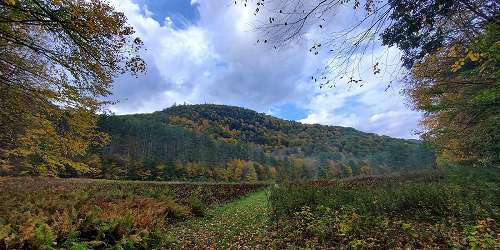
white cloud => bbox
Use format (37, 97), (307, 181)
(298, 46), (422, 138)
(108, 0), (218, 114)
(107, 0), (422, 139)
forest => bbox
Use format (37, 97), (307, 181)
(0, 0), (497, 179)
(90, 104), (436, 182)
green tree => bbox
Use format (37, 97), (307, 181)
(342, 163), (353, 178)
(213, 167), (229, 182)
(324, 161), (340, 179)
(174, 160), (186, 179)
(227, 159), (245, 181)
(245, 163), (258, 182)
(407, 24), (499, 166)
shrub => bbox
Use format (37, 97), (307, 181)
(33, 223), (56, 250)
(185, 195), (206, 216)
(268, 168), (499, 249)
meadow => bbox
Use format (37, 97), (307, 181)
(0, 167), (498, 249)
(267, 168), (499, 249)
(1, 0), (497, 249)
(0, 178), (267, 249)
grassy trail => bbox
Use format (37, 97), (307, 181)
(166, 190), (271, 249)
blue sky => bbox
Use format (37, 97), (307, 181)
(133, 0), (200, 28)
(108, 0), (422, 139)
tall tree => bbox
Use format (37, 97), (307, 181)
(0, 0), (145, 175)
(407, 24), (499, 166)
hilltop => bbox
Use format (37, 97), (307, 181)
(95, 104), (436, 181)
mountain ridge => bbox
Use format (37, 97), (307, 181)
(95, 104), (436, 181)
(163, 103), (417, 140)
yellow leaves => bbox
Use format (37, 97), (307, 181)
(466, 50), (481, 62)
(69, 162), (93, 174)
(0, 224), (12, 240)
(360, 164), (370, 175)
(169, 116), (197, 129)
(2, 103), (100, 175)
(451, 48), (482, 72)
(451, 58), (465, 72)
(3, 0), (15, 6)
(476, 218), (494, 230)
(479, 63), (488, 74)
(1, 0), (144, 175)
(449, 45), (458, 57)
(401, 223), (412, 230)
(409, 43), (496, 165)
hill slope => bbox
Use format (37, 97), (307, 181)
(95, 104), (436, 181)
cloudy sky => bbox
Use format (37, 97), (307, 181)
(108, 0), (422, 139)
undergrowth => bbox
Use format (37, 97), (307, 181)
(268, 167), (499, 249)
(0, 178), (266, 249)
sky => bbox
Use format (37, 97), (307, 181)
(107, 0), (422, 139)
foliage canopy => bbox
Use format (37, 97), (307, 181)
(0, 0), (145, 175)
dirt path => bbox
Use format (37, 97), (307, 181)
(165, 190), (271, 249)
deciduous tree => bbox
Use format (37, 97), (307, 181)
(0, 0), (145, 175)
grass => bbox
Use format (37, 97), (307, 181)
(165, 190), (272, 249)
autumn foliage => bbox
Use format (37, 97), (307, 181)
(0, 177), (267, 248)
(0, 0), (145, 175)
(407, 24), (499, 166)
(267, 167), (499, 249)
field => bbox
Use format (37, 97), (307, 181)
(267, 168), (500, 249)
(0, 178), (267, 249)
(0, 167), (499, 249)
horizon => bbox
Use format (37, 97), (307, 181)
(107, 0), (422, 139)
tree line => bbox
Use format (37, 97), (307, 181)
(60, 105), (435, 182)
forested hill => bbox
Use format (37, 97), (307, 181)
(96, 104), (436, 181)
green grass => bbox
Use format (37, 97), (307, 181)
(165, 190), (272, 249)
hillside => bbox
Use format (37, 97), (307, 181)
(95, 104), (436, 181)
